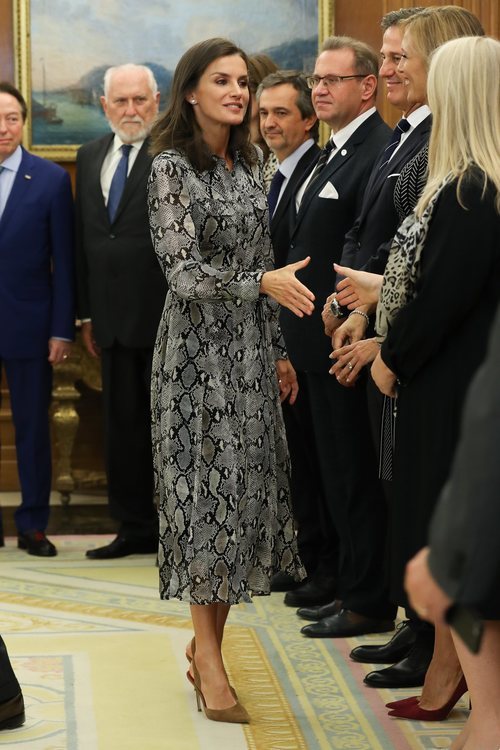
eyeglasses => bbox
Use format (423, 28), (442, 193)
(306, 74), (367, 90)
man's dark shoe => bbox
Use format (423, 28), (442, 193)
(301, 608), (395, 638)
(350, 621), (416, 664)
(363, 639), (433, 688)
(271, 572), (303, 592)
(297, 599), (342, 621)
(0, 693), (25, 730)
(18, 531), (57, 557)
(86, 535), (157, 559)
(284, 578), (336, 608)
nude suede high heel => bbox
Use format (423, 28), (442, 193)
(185, 637), (237, 699)
(192, 655), (249, 724)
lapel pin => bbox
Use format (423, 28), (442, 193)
(341, 149), (347, 156)
(24, 174), (32, 180)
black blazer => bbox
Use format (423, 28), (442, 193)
(428, 302), (500, 616)
(75, 134), (167, 349)
(270, 143), (320, 268)
(340, 114), (432, 271)
(280, 111), (391, 372)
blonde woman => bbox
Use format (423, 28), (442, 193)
(371, 35), (500, 723)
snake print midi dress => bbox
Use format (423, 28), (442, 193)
(148, 148), (305, 604)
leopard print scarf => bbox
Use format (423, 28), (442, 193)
(376, 174), (453, 339)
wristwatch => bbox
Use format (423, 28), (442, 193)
(330, 296), (347, 319)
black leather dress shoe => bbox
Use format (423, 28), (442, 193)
(363, 640), (433, 688)
(18, 531), (57, 557)
(86, 535), (157, 559)
(284, 578), (336, 608)
(350, 621), (416, 664)
(0, 693), (25, 731)
(297, 599), (342, 621)
(271, 572), (303, 592)
(301, 609), (395, 638)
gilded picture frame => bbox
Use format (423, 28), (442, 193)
(14, 0), (334, 161)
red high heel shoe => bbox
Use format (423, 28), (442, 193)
(388, 675), (468, 721)
(386, 695), (419, 709)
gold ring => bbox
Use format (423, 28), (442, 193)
(347, 362), (353, 370)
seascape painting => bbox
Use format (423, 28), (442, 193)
(16, 0), (330, 160)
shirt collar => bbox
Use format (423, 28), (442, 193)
(405, 104), (431, 129)
(279, 139), (315, 179)
(112, 135), (143, 154)
(1, 145), (23, 173)
(329, 106), (376, 151)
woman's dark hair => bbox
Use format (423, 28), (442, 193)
(150, 37), (256, 171)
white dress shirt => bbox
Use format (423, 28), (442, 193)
(0, 145), (22, 219)
(100, 135), (144, 205)
(296, 107), (376, 210)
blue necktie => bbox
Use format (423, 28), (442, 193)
(268, 169), (286, 218)
(378, 118), (411, 170)
(108, 144), (132, 222)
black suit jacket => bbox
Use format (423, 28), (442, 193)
(340, 114), (432, 271)
(75, 134), (167, 348)
(270, 143), (320, 268)
(428, 302), (500, 615)
(280, 111), (391, 372)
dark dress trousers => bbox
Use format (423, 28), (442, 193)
(270, 143), (337, 577)
(75, 135), (167, 538)
(428, 301), (500, 619)
(0, 148), (75, 533)
(280, 112), (394, 618)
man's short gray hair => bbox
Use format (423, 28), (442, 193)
(103, 64), (158, 98)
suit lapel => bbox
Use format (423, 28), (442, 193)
(291, 111), (384, 239)
(0, 149), (36, 233)
(271, 145), (319, 231)
(88, 134), (114, 223)
(357, 115), (432, 225)
(112, 139), (151, 224)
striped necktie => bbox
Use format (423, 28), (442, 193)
(307, 138), (336, 184)
(378, 118), (411, 170)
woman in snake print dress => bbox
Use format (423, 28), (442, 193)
(148, 38), (314, 722)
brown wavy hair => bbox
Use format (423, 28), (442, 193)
(150, 37), (257, 171)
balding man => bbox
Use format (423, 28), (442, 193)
(76, 64), (167, 559)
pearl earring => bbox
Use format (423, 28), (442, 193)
(191, 99), (197, 104)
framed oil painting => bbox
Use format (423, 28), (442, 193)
(14, 0), (333, 160)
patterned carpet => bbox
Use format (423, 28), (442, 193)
(0, 536), (467, 749)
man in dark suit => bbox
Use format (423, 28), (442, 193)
(257, 71), (337, 600)
(76, 64), (167, 559)
(325, 9), (435, 687)
(0, 82), (74, 557)
(279, 37), (394, 636)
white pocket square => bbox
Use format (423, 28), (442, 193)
(318, 182), (339, 199)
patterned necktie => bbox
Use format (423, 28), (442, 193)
(307, 138), (336, 185)
(267, 168), (286, 218)
(108, 144), (132, 222)
(378, 118), (411, 170)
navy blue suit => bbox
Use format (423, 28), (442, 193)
(0, 148), (75, 532)
(280, 112), (396, 618)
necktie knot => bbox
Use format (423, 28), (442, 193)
(108, 144), (132, 222)
(379, 118), (410, 170)
(308, 137), (336, 185)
